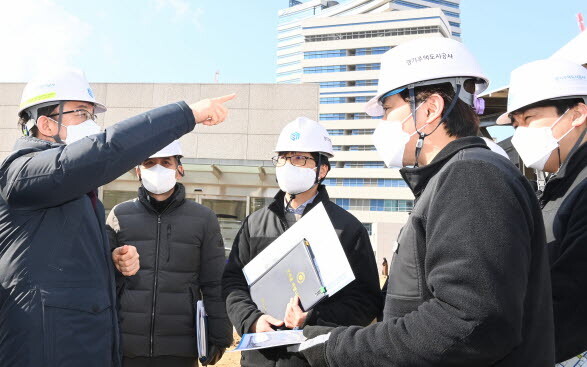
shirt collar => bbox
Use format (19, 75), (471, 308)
(284, 192), (319, 215)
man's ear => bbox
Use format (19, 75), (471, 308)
(423, 93), (445, 124)
(318, 164), (329, 181)
(176, 165), (185, 179)
(135, 166), (142, 181)
(36, 115), (56, 137)
(571, 102), (587, 127)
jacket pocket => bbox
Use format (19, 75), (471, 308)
(41, 288), (113, 367)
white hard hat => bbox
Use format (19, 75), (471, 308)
(150, 140), (183, 159)
(496, 58), (587, 125)
(19, 68), (106, 117)
(274, 117), (334, 158)
(481, 137), (509, 159)
(365, 37), (489, 117)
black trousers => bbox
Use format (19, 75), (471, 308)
(123, 356), (197, 367)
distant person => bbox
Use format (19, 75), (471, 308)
(381, 257), (389, 277)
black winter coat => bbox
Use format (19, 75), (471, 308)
(0, 102), (195, 367)
(541, 141), (587, 362)
(106, 184), (233, 358)
(311, 137), (555, 366)
(222, 186), (381, 367)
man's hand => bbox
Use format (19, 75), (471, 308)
(285, 296), (308, 329)
(201, 344), (226, 365)
(112, 245), (140, 276)
(250, 314), (284, 333)
(190, 94), (236, 125)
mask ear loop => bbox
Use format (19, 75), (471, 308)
(50, 102), (65, 144)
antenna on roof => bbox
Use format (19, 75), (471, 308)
(578, 13), (585, 32)
(214, 70), (220, 83)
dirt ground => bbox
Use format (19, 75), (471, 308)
(208, 276), (388, 367)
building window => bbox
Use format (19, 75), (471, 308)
(319, 81), (347, 88)
(393, 0), (426, 9)
(333, 198), (413, 212)
(351, 113), (378, 120)
(356, 46), (391, 55)
(103, 190), (138, 216)
(355, 79), (378, 86)
(320, 97), (347, 104)
(363, 223), (373, 235)
(278, 25), (301, 34)
(277, 60), (301, 68)
(278, 51), (303, 58)
(279, 34), (303, 42)
(305, 26), (445, 43)
(332, 146), (343, 151)
(452, 32), (461, 37)
(277, 69), (301, 77)
(449, 21), (460, 27)
(327, 129), (344, 135)
(421, 0), (459, 8)
(323, 178), (407, 187)
(320, 113), (346, 121)
(250, 197), (273, 214)
(443, 10), (460, 18)
(304, 65), (347, 74)
(356, 63), (381, 71)
(343, 161), (385, 168)
(277, 42), (302, 51)
(354, 96), (373, 103)
(351, 129), (375, 135)
(304, 49), (347, 59)
(348, 145), (376, 151)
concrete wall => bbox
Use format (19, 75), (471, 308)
(0, 82), (320, 161)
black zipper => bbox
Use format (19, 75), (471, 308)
(149, 215), (162, 357)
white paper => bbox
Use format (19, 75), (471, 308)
(230, 330), (306, 352)
(243, 202), (355, 296)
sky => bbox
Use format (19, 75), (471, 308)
(0, 0), (585, 139)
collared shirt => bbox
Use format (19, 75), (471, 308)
(284, 192), (319, 216)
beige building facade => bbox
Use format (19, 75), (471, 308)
(0, 82), (319, 252)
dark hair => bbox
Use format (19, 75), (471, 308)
(510, 98), (584, 122)
(398, 81), (480, 138)
(18, 104), (59, 137)
(310, 152), (331, 171)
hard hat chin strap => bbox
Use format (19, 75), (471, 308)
(409, 83), (462, 167)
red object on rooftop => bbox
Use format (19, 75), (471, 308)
(578, 13), (585, 32)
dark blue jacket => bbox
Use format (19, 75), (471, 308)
(0, 102), (195, 367)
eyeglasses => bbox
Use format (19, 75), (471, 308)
(272, 155), (315, 167)
(48, 109), (98, 122)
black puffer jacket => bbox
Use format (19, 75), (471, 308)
(222, 186), (381, 367)
(307, 137), (555, 366)
(540, 141), (587, 362)
(106, 184), (233, 358)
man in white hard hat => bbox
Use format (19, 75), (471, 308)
(290, 38), (554, 366)
(107, 141), (232, 367)
(222, 117), (381, 367)
(497, 58), (587, 365)
(0, 68), (235, 367)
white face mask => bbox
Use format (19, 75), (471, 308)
(49, 118), (101, 145)
(275, 163), (317, 195)
(511, 109), (575, 171)
(372, 103), (427, 168)
(140, 164), (177, 194)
